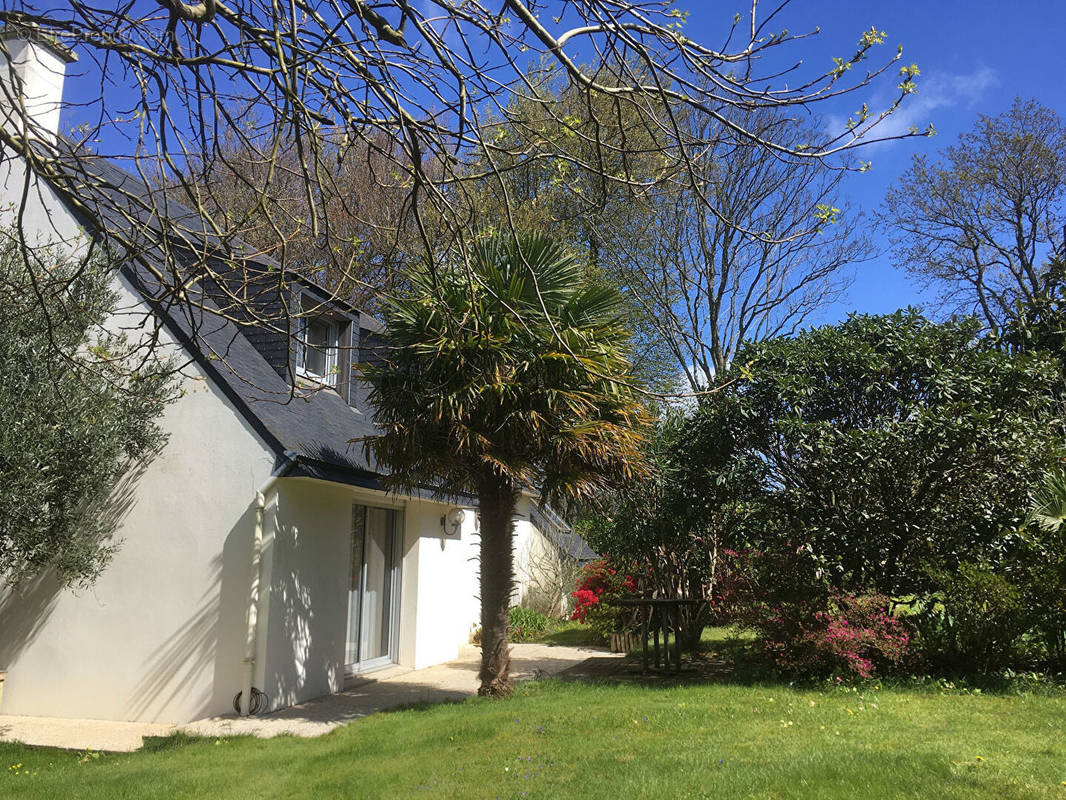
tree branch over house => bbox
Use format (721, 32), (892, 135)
(0, 3), (924, 397)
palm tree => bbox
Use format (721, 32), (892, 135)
(1032, 469), (1066, 533)
(362, 232), (648, 696)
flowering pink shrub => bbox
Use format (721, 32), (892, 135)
(755, 593), (911, 679)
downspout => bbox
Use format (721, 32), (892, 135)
(240, 450), (298, 716)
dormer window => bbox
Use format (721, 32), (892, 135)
(297, 316), (339, 386)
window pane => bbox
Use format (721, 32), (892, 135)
(306, 319), (330, 349)
(302, 319), (331, 377)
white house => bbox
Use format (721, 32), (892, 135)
(0, 29), (592, 724)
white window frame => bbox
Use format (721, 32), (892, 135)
(296, 315), (340, 386)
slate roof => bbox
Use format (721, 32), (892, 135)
(529, 505), (599, 563)
(150, 281), (387, 488)
(50, 141), (388, 487)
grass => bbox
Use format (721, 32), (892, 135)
(3, 628), (1065, 799)
(4, 685), (1065, 798)
(533, 619), (604, 648)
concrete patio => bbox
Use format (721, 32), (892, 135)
(0, 642), (621, 752)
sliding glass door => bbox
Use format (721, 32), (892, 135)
(346, 505), (403, 672)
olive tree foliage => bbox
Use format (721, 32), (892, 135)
(882, 98), (1066, 336)
(0, 234), (176, 588)
(0, 2), (924, 392)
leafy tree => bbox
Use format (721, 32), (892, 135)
(0, 235), (176, 588)
(882, 98), (1066, 334)
(362, 232), (648, 696)
(1002, 255), (1066, 381)
(697, 310), (1063, 598)
(581, 407), (763, 647)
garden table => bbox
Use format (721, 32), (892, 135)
(611, 598), (708, 674)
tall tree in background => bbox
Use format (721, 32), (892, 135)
(363, 233), (647, 697)
(882, 97), (1066, 335)
(459, 61), (679, 391)
(169, 127), (425, 309)
(463, 74), (870, 393)
(606, 106), (871, 388)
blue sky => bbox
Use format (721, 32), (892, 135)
(677, 0), (1066, 323)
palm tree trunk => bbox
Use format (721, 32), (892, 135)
(477, 477), (518, 697)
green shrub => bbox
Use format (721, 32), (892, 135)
(509, 606), (552, 642)
(909, 563), (1032, 673)
(0, 237), (176, 587)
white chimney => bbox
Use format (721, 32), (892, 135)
(0, 24), (76, 142)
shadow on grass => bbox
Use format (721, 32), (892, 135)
(535, 625), (605, 648)
(549, 626), (779, 690)
(373, 696), (471, 717)
(554, 626), (1066, 697)
(141, 733), (221, 753)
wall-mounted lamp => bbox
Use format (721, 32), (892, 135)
(440, 507), (466, 538)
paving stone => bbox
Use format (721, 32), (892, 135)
(0, 643), (621, 751)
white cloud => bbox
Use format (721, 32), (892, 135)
(828, 66), (999, 149)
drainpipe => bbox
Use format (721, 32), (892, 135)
(240, 451), (297, 716)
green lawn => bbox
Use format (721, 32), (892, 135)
(3, 676), (1066, 799)
(533, 619), (605, 648)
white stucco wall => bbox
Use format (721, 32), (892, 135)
(405, 502), (481, 669)
(514, 520), (553, 605)
(0, 145), (86, 249)
(258, 481), (482, 712)
(511, 498), (577, 616)
(0, 35), (70, 141)
(0, 289), (277, 722)
(0, 144), (505, 722)
(259, 478), (353, 711)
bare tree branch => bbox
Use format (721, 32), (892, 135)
(0, 2), (921, 396)
(881, 97), (1066, 335)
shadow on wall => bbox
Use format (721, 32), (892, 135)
(124, 504), (256, 722)
(0, 450), (159, 677)
(265, 514), (345, 713)
(0, 571), (63, 674)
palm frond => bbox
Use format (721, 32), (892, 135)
(360, 231), (649, 499)
(1032, 469), (1066, 532)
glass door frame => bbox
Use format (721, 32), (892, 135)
(346, 503), (404, 675)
